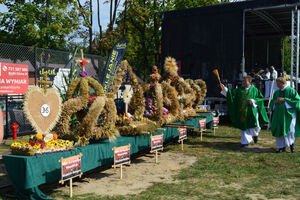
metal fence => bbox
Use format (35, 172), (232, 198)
(0, 43), (107, 137)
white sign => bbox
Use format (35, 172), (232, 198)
(41, 104), (50, 117)
(53, 68), (70, 94)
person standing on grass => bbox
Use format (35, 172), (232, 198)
(270, 77), (300, 153)
(220, 75), (269, 147)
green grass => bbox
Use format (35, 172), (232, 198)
(1, 126), (300, 199)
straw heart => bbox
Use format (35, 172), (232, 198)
(23, 86), (62, 135)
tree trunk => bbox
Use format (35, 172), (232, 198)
(110, 0), (113, 25)
(123, 0), (127, 37)
(46, 0), (50, 47)
(89, 0), (93, 53)
(153, 0), (159, 66)
(142, 0), (147, 80)
(97, 0), (103, 39)
(112, 0), (118, 28)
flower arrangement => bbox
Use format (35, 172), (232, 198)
(116, 113), (133, 126)
(10, 133), (73, 156)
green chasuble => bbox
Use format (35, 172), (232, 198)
(226, 85), (269, 131)
(270, 86), (300, 138)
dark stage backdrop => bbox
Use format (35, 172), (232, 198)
(161, 9), (243, 97)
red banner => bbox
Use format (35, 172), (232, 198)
(151, 134), (164, 151)
(178, 128), (187, 141)
(113, 144), (130, 166)
(199, 119), (206, 131)
(0, 63), (28, 94)
(213, 117), (219, 127)
(61, 154), (82, 181)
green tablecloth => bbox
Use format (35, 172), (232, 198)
(3, 117), (205, 200)
(198, 113), (214, 129)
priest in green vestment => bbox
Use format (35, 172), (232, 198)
(220, 75), (269, 147)
(270, 77), (300, 153)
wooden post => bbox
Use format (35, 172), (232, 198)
(70, 178), (73, 198)
(155, 151), (158, 163)
(214, 128), (215, 136)
(201, 130), (203, 141)
(181, 140), (184, 151)
(125, 104), (128, 115)
(120, 165), (123, 179)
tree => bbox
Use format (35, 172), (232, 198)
(95, 0), (220, 81)
(0, 0), (81, 50)
(105, 0), (122, 32)
(172, 0), (220, 9)
(97, 0), (103, 39)
(282, 36), (291, 74)
(76, 0), (94, 53)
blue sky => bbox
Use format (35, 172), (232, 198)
(0, 0), (125, 41)
(88, 0), (125, 33)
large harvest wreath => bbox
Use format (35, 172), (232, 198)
(55, 76), (118, 140)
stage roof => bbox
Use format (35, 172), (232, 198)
(160, 0), (300, 96)
(160, 0), (300, 38)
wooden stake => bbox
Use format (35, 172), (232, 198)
(69, 178), (73, 198)
(181, 140), (184, 151)
(201, 131), (203, 141)
(120, 165), (123, 179)
(214, 128), (215, 136)
(155, 151), (158, 163)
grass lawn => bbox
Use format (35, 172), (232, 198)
(38, 125), (299, 200)
(0, 125), (299, 199)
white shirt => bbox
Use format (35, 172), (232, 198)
(220, 86), (257, 107)
(264, 72), (270, 80)
(271, 70), (278, 80)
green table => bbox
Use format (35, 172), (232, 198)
(197, 113), (214, 129)
(3, 118), (203, 200)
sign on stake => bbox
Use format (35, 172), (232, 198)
(150, 134), (164, 163)
(59, 153), (83, 198)
(178, 128), (187, 150)
(112, 144), (131, 179)
(212, 117), (219, 135)
(199, 119), (206, 141)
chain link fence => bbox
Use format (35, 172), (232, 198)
(0, 43), (106, 137)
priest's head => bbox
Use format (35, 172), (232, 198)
(276, 77), (287, 89)
(243, 75), (252, 88)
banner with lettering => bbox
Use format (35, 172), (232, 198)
(102, 40), (129, 94)
(178, 128), (187, 141)
(213, 117), (219, 127)
(38, 67), (59, 83)
(151, 134), (164, 151)
(113, 144), (131, 166)
(0, 63), (28, 94)
(199, 119), (206, 131)
(61, 154), (82, 182)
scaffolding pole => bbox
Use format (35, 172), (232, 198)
(291, 9), (294, 86)
(291, 7), (300, 90)
(242, 9), (246, 74)
(296, 7), (299, 91)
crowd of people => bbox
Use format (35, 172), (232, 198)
(244, 66), (278, 82)
(220, 75), (299, 153)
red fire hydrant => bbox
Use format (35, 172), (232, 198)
(10, 122), (19, 140)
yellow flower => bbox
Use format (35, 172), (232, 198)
(36, 133), (43, 140)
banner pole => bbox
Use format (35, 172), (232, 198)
(155, 151), (158, 163)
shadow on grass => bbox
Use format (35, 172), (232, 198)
(189, 140), (274, 153)
(199, 134), (237, 139)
